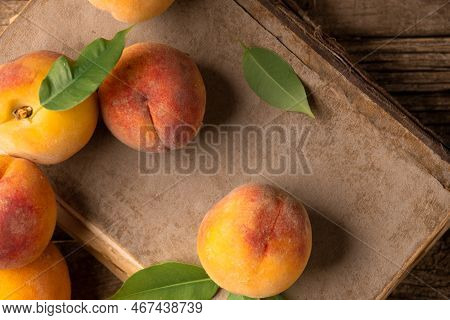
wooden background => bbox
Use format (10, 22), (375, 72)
(1, 0), (449, 299)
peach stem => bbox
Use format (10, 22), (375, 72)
(13, 106), (33, 120)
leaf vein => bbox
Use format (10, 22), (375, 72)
(246, 51), (299, 105)
(116, 278), (214, 299)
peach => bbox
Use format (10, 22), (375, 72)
(88, 0), (175, 23)
(0, 243), (71, 300)
(197, 183), (312, 298)
(98, 43), (206, 152)
(0, 51), (99, 165)
(0, 155), (56, 269)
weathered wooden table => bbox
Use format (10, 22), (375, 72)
(1, 0), (448, 299)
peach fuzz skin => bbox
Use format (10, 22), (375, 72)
(0, 51), (98, 165)
(0, 243), (71, 300)
(197, 183), (312, 298)
(88, 0), (175, 23)
(99, 43), (206, 152)
(0, 156), (57, 270)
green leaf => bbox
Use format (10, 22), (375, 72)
(228, 293), (257, 300)
(39, 27), (132, 111)
(227, 293), (285, 300)
(110, 262), (219, 300)
(242, 45), (314, 118)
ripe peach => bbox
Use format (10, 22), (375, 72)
(0, 51), (99, 165)
(88, 0), (175, 23)
(0, 155), (56, 269)
(98, 43), (206, 152)
(0, 243), (71, 300)
(197, 183), (312, 298)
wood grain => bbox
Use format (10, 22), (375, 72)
(292, 0), (450, 37)
(0, 0), (448, 300)
(341, 37), (450, 144)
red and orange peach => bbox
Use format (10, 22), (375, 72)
(197, 183), (312, 298)
(99, 43), (206, 152)
(0, 51), (99, 165)
(0, 155), (56, 269)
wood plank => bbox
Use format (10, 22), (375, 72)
(369, 71), (450, 92)
(357, 53), (450, 71)
(396, 92), (450, 112)
(413, 111), (450, 125)
(342, 38), (450, 85)
(340, 37), (450, 54)
(288, 0), (450, 37)
(340, 37), (450, 146)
